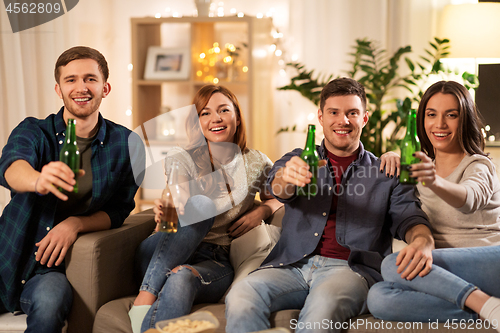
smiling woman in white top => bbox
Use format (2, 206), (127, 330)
(369, 81), (500, 331)
(128, 85), (281, 333)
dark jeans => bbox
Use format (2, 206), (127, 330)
(19, 271), (72, 333)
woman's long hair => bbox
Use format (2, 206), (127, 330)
(185, 85), (248, 197)
(416, 81), (487, 160)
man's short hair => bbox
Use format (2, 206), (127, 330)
(54, 46), (109, 83)
(320, 77), (367, 112)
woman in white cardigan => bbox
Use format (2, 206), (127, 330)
(368, 81), (500, 331)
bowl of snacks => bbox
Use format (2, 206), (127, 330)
(155, 311), (219, 333)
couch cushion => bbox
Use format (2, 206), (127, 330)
(0, 312), (68, 333)
(93, 298), (299, 333)
(93, 296), (134, 333)
(0, 312), (27, 333)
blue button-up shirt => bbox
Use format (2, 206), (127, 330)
(263, 140), (430, 287)
(0, 108), (145, 311)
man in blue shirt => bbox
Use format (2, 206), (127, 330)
(0, 46), (144, 333)
(225, 77), (435, 333)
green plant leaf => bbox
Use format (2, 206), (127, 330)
(405, 57), (415, 72)
(277, 37), (479, 156)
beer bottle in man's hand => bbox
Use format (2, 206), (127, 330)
(297, 124), (319, 197)
(59, 119), (80, 193)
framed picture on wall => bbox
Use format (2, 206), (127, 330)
(144, 46), (190, 80)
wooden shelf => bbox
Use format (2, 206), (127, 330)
(131, 16), (275, 211)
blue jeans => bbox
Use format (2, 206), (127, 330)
(225, 255), (369, 333)
(135, 195), (234, 332)
(367, 245), (500, 322)
(19, 271), (73, 333)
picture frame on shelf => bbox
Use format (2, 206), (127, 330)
(144, 46), (190, 80)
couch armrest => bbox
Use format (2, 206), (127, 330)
(65, 209), (156, 333)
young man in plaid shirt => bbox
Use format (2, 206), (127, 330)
(0, 46), (144, 333)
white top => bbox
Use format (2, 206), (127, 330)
(165, 146), (272, 246)
(417, 154), (500, 248)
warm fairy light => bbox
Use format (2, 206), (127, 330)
(237, 12), (244, 17)
(213, 78), (219, 84)
(223, 56), (232, 63)
(127, 64), (133, 71)
(200, 53), (206, 59)
(214, 47), (221, 53)
(126, 109), (132, 116)
(256, 13), (263, 18)
(269, 44), (277, 52)
(273, 31), (283, 39)
(155, 13), (161, 18)
(242, 66), (248, 72)
(196, 70), (203, 77)
(275, 49), (282, 57)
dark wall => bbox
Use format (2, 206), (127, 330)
(475, 1), (500, 141)
(476, 64), (500, 141)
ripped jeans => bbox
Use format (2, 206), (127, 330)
(135, 196), (234, 332)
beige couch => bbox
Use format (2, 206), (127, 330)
(60, 207), (494, 333)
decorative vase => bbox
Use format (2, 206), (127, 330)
(195, 0), (211, 17)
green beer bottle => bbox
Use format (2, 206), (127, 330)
(297, 124), (319, 197)
(59, 119), (80, 193)
(399, 109), (420, 185)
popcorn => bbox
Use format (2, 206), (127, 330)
(158, 319), (216, 333)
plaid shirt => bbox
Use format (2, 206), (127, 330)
(0, 107), (145, 311)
